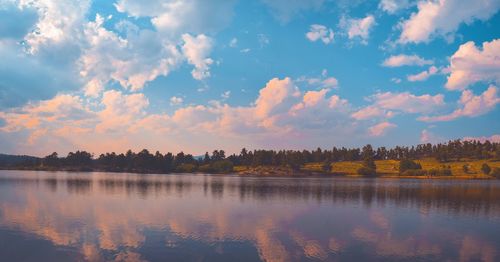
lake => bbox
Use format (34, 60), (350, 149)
(0, 170), (499, 261)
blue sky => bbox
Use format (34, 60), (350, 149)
(0, 0), (499, 156)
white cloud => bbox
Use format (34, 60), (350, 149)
(96, 90), (149, 132)
(79, 15), (183, 93)
(368, 122), (396, 137)
(170, 96), (183, 106)
(181, 34), (215, 80)
(229, 38), (238, 48)
(306, 24), (334, 44)
(19, 0), (91, 54)
(445, 39), (500, 91)
(420, 129), (442, 143)
(463, 134), (500, 143)
(419, 85), (500, 122)
(399, 0), (500, 44)
(382, 54), (433, 67)
(115, 0), (236, 35)
(371, 91), (445, 113)
(407, 66), (439, 82)
(351, 106), (394, 120)
(221, 91), (231, 100)
(391, 78), (402, 84)
(342, 15), (376, 44)
(379, 0), (411, 14)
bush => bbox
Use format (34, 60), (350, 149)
(462, 164), (469, 173)
(399, 159), (422, 173)
(491, 168), (500, 179)
(357, 167), (376, 177)
(428, 168), (452, 177)
(198, 160), (234, 173)
(210, 160), (234, 173)
(321, 160), (332, 173)
(402, 169), (427, 176)
(481, 163), (491, 175)
(175, 163), (197, 173)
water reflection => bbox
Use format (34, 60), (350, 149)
(0, 171), (499, 261)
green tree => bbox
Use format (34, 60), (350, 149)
(321, 159), (332, 173)
(481, 163), (491, 175)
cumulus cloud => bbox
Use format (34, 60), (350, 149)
(96, 90), (149, 133)
(352, 91), (444, 121)
(170, 96), (183, 106)
(382, 54), (433, 67)
(341, 15), (376, 44)
(420, 129), (442, 143)
(0, 2), (38, 40)
(398, 0), (500, 44)
(79, 15), (184, 94)
(407, 66), (439, 82)
(0, 77), (360, 155)
(368, 122), (396, 137)
(181, 34), (215, 80)
(445, 39), (500, 91)
(378, 0), (411, 14)
(351, 106), (394, 120)
(370, 91), (445, 113)
(115, 0), (236, 35)
(463, 134), (500, 143)
(306, 24), (334, 44)
(419, 85), (500, 122)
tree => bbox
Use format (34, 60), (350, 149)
(321, 159), (332, 173)
(481, 163), (491, 175)
(399, 159), (421, 174)
(462, 164), (469, 173)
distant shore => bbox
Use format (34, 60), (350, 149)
(1, 162), (498, 180)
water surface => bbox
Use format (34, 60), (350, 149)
(0, 170), (499, 261)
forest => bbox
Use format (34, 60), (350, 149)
(1, 140), (500, 178)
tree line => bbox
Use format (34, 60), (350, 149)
(2, 139), (500, 175)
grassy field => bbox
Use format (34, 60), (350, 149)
(237, 158), (500, 178)
(307, 158), (500, 178)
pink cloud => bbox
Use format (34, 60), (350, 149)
(419, 85), (499, 122)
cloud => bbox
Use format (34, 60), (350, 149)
(382, 54), (433, 67)
(221, 91), (231, 100)
(445, 39), (500, 91)
(96, 90), (149, 133)
(229, 38), (238, 48)
(407, 66), (439, 82)
(351, 106), (394, 120)
(115, 0), (236, 35)
(80, 15), (184, 95)
(398, 0), (500, 44)
(306, 24), (334, 44)
(419, 85), (499, 122)
(378, 0), (411, 14)
(420, 129), (443, 143)
(342, 15), (376, 44)
(0, 77), (359, 155)
(463, 134), (500, 143)
(170, 96), (183, 106)
(368, 122), (396, 137)
(370, 91), (445, 114)
(261, 0), (324, 23)
(181, 34), (215, 80)
(0, 2), (38, 40)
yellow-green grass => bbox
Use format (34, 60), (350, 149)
(235, 159), (500, 178)
(314, 158), (500, 178)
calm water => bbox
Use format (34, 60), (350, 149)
(0, 171), (499, 262)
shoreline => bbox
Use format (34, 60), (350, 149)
(0, 167), (496, 180)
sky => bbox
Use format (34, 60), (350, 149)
(0, 0), (499, 156)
